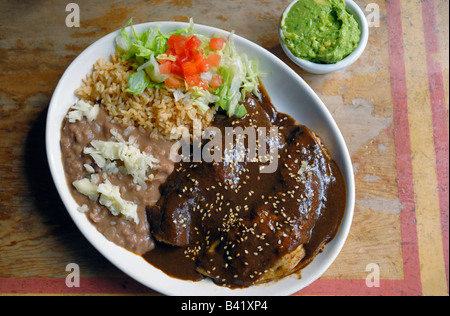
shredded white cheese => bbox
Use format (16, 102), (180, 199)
(77, 204), (89, 213)
(83, 129), (159, 185)
(72, 176), (139, 224)
(83, 163), (95, 174)
(97, 179), (139, 224)
(67, 100), (99, 123)
(72, 177), (99, 201)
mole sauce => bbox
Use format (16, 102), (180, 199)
(144, 88), (346, 288)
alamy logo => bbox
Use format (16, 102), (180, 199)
(65, 263), (80, 288)
(65, 3), (80, 28)
(365, 263), (380, 288)
(170, 119), (279, 174)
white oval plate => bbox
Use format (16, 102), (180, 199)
(46, 21), (355, 296)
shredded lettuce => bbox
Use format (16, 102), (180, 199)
(215, 32), (263, 117)
(143, 53), (169, 83)
(124, 70), (149, 94)
(191, 87), (220, 112)
(115, 18), (261, 118)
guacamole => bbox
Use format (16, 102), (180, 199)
(281, 0), (361, 64)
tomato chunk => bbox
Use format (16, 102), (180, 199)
(162, 34), (223, 89)
(185, 74), (200, 87)
(191, 49), (204, 62)
(159, 61), (172, 75)
(167, 34), (186, 48)
(210, 38), (226, 51)
(210, 74), (223, 88)
(195, 58), (211, 73)
(165, 75), (183, 89)
(170, 62), (183, 76)
(182, 61), (198, 77)
(207, 52), (221, 67)
(186, 35), (202, 53)
(199, 79), (209, 90)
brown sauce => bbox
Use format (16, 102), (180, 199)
(144, 88), (346, 288)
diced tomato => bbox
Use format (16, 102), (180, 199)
(186, 35), (202, 53)
(162, 34), (223, 89)
(170, 62), (183, 76)
(199, 79), (209, 90)
(174, 42), (186, 55)
(210, 38), (226, 51)
(159, 61), (172, 75)
(182, 61), (198, 77)
(167, 35), (187, 56)
(206, 52), (221, 67)
(191, 49), (204, 62)
(210, 74), (223, 88)
(167, 35), (185, 48)
(165, 47), (176, 57)
(195, 58), (211, 73)
(185, 74), (200, 87)
(165, 75), (183, 89)
(177, 53), (189, 67)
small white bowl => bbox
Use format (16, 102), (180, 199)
(279, 0), (369, 74)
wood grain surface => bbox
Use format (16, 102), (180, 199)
(0, 0), (448, 295)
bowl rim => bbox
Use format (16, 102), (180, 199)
(45, 20), (355, 295)
(279, 0), (369, 74)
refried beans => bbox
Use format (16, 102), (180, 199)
(61, 107), (175, 254)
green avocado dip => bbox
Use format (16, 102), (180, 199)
(281, 0), (361, 64)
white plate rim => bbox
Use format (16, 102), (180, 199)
(45, 21), (355, 296)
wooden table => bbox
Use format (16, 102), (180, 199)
(0, 0), (448, 296)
